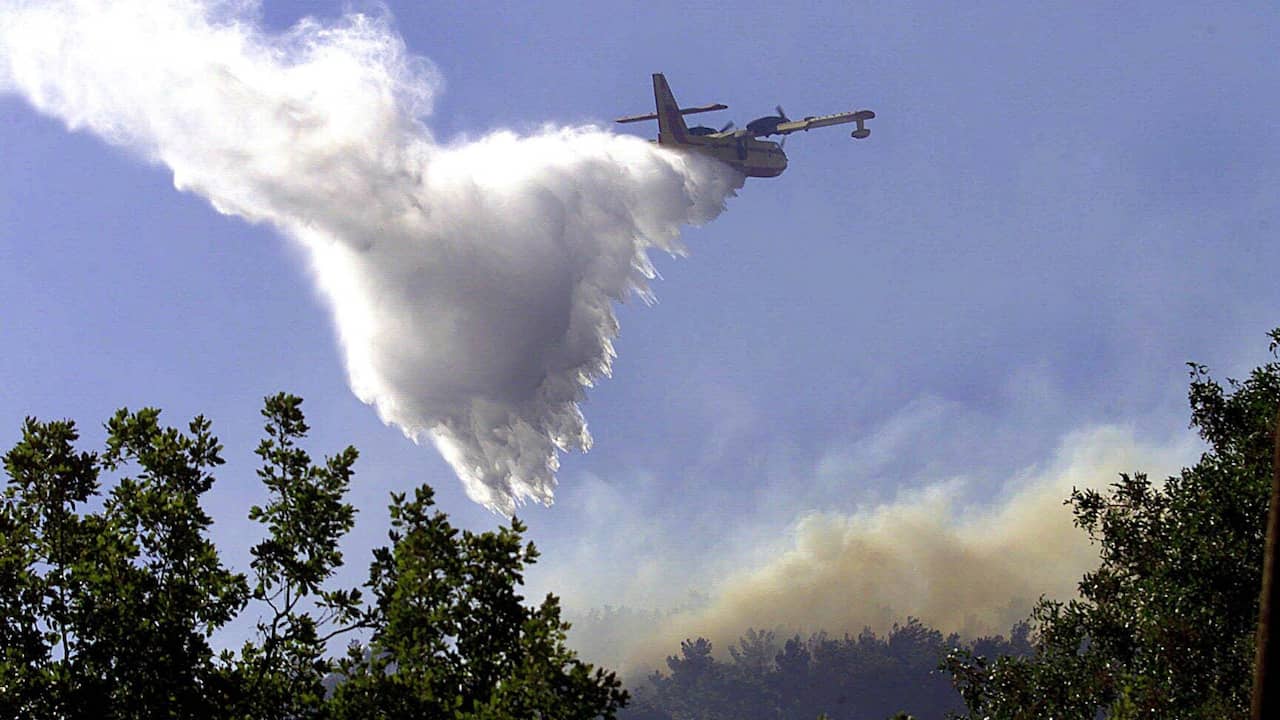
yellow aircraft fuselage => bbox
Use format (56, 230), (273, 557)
(657, 130), (788, 178)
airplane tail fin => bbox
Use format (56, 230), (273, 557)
(653, 73), (688, 144)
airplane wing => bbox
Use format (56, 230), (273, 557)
(616, 103), (728, 124)
(771, 110), (875, 135)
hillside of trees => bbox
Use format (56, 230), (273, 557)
(621, 621), (1030, 720)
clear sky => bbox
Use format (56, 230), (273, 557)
(2, 0), (1279, 668)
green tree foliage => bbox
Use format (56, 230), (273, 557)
(324, 484), (627, 718)
(625, 620), (1030, 720)
(944, 330), (1280, 719)
(0, 408), (247, 719)
(236, 393), (362, 720)
(0, 394), (624, 719)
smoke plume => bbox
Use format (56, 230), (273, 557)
(549, 424), (1200, 672)
(0, 1), (741, 512)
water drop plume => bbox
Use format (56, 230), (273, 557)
(0, 0), (741, 512)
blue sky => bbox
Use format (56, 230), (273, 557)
(2, 0), (1279, 667)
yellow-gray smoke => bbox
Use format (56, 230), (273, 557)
(573, 425), (1200, 672)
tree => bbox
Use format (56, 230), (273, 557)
(0, 394), (624, 719)
(235, 393), (363, 720)
(325, 483), (627, 719)
(944, 329), (1280, 719)
(0, 407), (248, 718)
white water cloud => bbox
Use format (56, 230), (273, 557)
(0, 0), (741, 512)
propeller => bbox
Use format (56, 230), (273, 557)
(775, 105), (789, 121)
(719, 121), (735, 133)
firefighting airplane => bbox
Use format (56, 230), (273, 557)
(616, 73), (874, 178)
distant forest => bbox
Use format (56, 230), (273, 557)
(619, 621), (1030, 720)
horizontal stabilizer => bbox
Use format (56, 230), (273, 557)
(616, 103), (728, 124)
